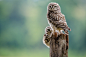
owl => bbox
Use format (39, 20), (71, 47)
(47, 2), (71, 35)
(43, 26), (52, 48)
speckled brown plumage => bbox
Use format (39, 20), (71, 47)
(43, 26), (52, 48)
(47, 2), (71, 35)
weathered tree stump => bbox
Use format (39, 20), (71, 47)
(50, 32), (69, 57)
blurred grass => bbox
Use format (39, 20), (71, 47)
(0, 48), (49, 57)
(0, 48), (86, 57)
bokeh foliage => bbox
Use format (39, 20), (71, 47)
(0, 0), (86, 57)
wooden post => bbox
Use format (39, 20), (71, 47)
(50, 32), (69, 57)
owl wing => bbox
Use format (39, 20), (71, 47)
(49, 14), (71, 31)
(58, 14), (71, 31)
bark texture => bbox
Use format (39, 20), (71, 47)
(50, 32), (68, 57)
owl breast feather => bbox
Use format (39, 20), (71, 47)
(47, 12), (60, 21)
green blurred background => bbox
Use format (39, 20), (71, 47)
(0, 0), (86, 57)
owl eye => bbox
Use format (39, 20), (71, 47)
(54, 6), (57, 7)
(49, 6), (52, 8)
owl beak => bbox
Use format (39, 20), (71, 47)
(51, 8), (53, 10)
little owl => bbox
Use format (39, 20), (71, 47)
(47, 2), (71, 35)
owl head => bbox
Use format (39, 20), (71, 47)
(47, 2), (61, 13)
